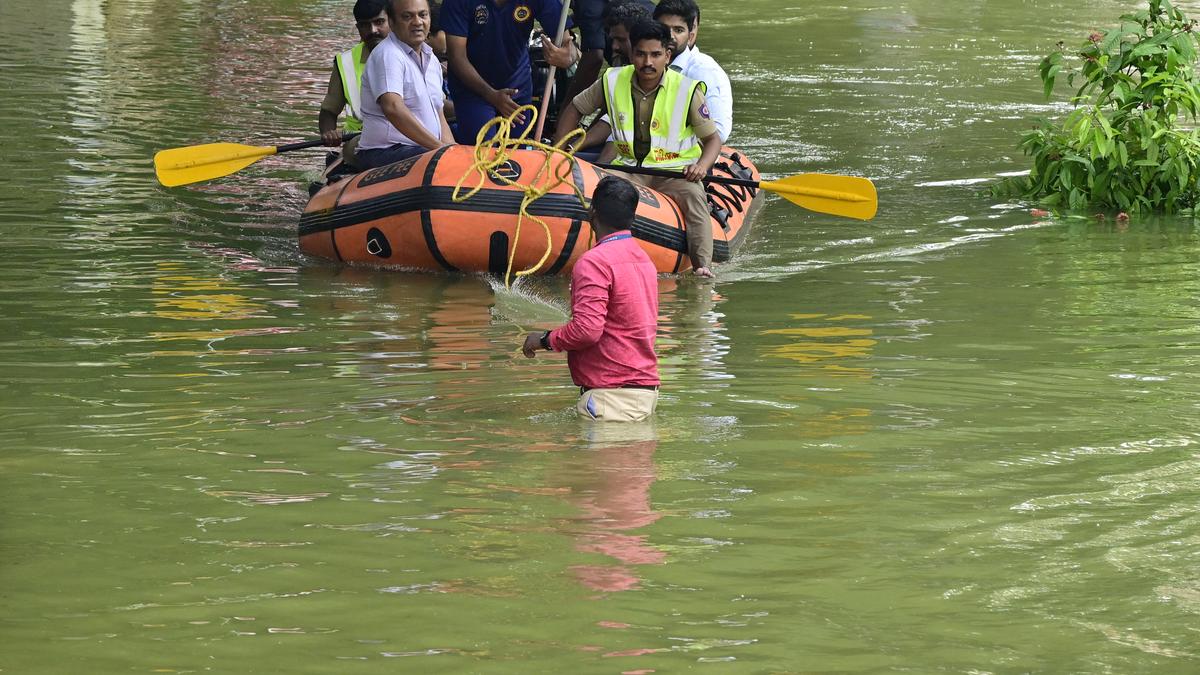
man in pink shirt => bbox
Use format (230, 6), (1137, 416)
(522, 176), (660, 422)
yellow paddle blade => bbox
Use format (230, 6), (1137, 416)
(154, 142), (277, 187)
(760, 173), (878, 220)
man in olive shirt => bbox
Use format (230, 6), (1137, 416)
(318, 0), (391, 166)
(554, 20), (722, 277)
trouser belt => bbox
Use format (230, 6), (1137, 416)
(580, 384), (660, 394)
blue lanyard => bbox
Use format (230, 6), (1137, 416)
(598, 233), (632, 245)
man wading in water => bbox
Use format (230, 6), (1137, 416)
(522, 176), (660, 422)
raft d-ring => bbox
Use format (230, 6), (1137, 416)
(365, 227), (392, 258)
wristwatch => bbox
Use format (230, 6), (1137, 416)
(540, 330), (552, 351)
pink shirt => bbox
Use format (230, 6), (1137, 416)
(549, 231), (660, 389)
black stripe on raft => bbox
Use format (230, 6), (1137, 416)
(569, 158), (586, 196)
(423, 145), (451, 182)
(329, 229), (343, 262)
(327, 167), (360, 263)
(421, 209), (458, 272)
(488, 231), (509, 277)
(546, 219), (582, 275)
(420, 147), (458, 272)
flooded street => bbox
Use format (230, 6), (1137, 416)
(2, 0), (1200, 671)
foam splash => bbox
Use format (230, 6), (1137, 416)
(487, 277), (569, 327)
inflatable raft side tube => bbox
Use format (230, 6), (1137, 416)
(298, 187), (734, 260)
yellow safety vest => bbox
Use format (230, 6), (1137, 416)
(601, 66), (705, 169)
(335, 43), (367, 133)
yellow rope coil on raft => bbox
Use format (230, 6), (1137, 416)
(452, 105), (589, 288)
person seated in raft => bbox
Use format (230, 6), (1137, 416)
(318, 0), (392, 168)
(654, 0), (732, 142)
(556, 0), (656, 120)
(574, 0), (654, 155)
(441, 0), (579, 143)
(357, 0), (455, 168)
(604, 0), (654, 68)
(554, 19), (722, 278)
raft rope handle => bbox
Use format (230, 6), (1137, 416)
(452, 105), (589, 288)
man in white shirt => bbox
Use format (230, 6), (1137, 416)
(357, 0), (455, 168)
(653, 0), (733, 142)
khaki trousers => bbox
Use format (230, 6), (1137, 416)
(619, 172), (712, 270)
(577, 388), (659, 422)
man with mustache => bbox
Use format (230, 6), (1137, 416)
(654, 0), (732, 142)
(318, 0), (391, 165)
(357, 0), (455, 168)
(554, 19), (723, 278)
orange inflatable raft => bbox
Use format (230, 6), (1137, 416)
(299, 144), (764, 275)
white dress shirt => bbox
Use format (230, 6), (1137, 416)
(359, 34), (445, 150)
(670, 45), (733, 142)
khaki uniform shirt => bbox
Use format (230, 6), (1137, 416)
(571, 72), (719, 162)
(319, 64), (348, 117)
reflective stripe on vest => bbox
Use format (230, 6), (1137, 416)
(336, 43), (366, 132)
(601, 66), (705, 169)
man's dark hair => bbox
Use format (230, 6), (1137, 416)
(603, 0), (652, 31)
(653, 0), (699, 30)
(590, 176), (639, 231)
(354, 0), (389, 23)
(428, 0), (442, 33)
(629, 19), (672, 52)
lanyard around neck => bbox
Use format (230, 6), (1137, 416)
(598, 233), (632, 245)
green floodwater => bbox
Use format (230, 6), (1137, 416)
(4, 0), (1200, 671)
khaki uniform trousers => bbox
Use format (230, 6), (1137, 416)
(577, 387), (659, 422)
(619, 172), (712, 270)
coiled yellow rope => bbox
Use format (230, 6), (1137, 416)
(452, 105), (589, 288)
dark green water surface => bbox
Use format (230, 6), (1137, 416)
(3, 0), (1200, 671)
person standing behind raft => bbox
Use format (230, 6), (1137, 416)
(441, 0), (578, 143)
(557, 0), (656, 118)
(654, 0), (733, 142)
(357, 0), (455, 168)
(554, 20), (722, 278)
(318, 0), (392, 163)
(522, 176), (660, 422)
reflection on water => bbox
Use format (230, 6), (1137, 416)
(762, 312), (876, 374)
(567, 423), (663, 594)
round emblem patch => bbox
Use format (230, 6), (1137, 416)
(699, 102), (711, 119)
(513, 5), (532, 22)
(650, 117), (661, 131)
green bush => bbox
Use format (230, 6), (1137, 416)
(995, 0), (1200, 213)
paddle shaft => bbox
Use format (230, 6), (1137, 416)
(277, 138), (331, 153)
(593, 161), (877, 213)
(279, 133), (360, 153)
(594, 162), (759, 189)
(532, 1), (573, 142)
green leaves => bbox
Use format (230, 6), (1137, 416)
(996, 0), (1200, 213)
(1040, 51), (1064, 100)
